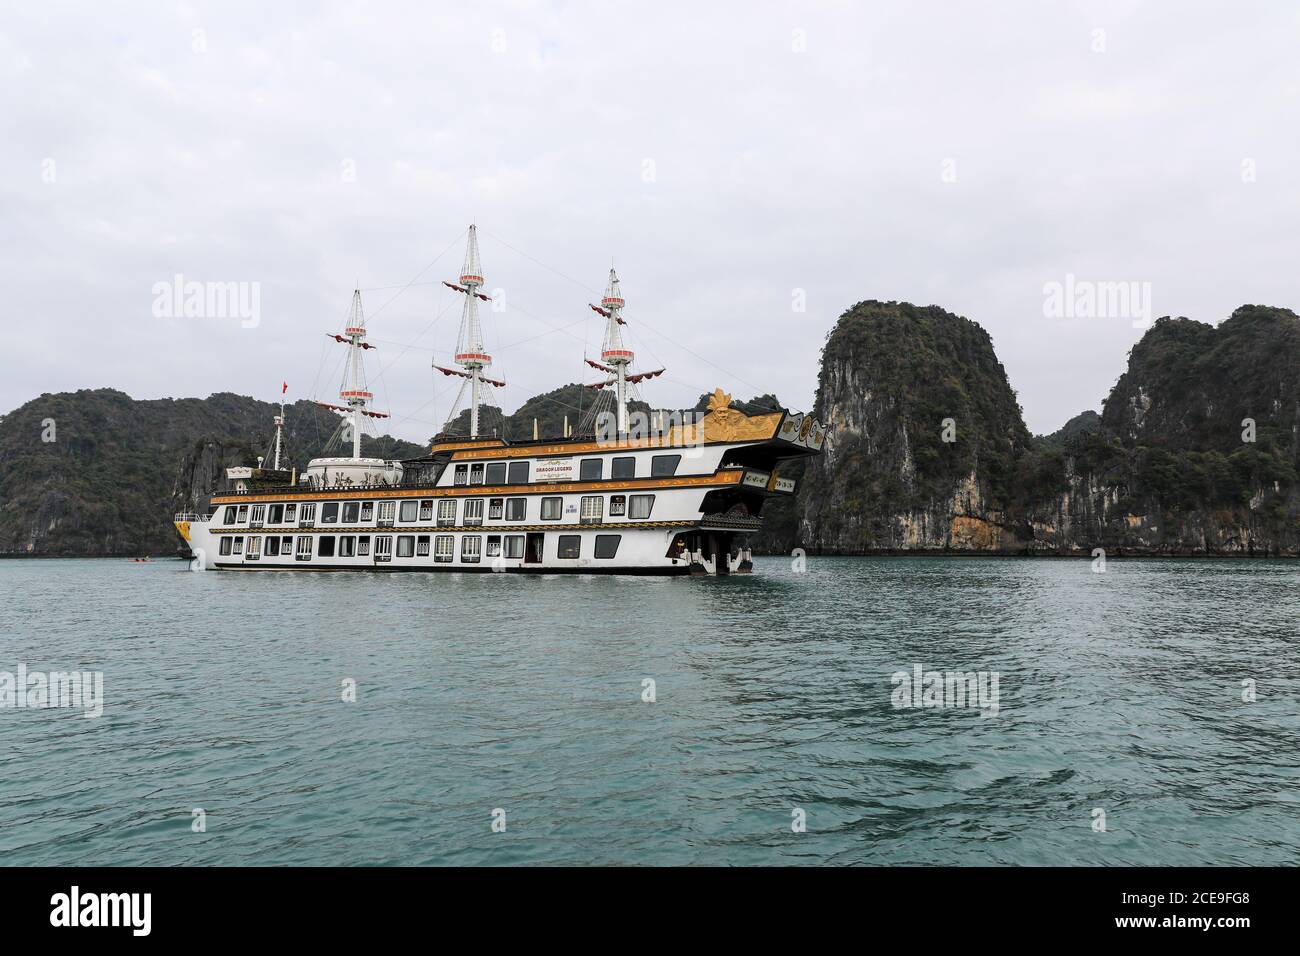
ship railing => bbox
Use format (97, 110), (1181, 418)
(174, 512), (210, 523)
(219, 478), (444, 496)
(699, 512), (764, 530)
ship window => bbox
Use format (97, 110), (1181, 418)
(232, 536), (244, 554)
(579, 459), (603, 481)
(281, 536), (293, 553)
(434, 535), (454, 562)
(464, 498), (484, 525)
(611, 457), (636, 479)
(438, 499), (457, 526)
(339, 536), (355, 557)
(285, 503), (298, 522)
(485, 535), (502, 557)
(219, 537), (233, 555)
(374, 536), (392, 561)
(321, 502), (339, 523)
(250, 505), (266, 525)
(400, 499), (419, 522)
(507, 461), (529, 484)
(594, 535), (621, 559)
(396, 535), (415, 558)
(419, 499), (434, 521)
(505, 498), (527, 521)
(651, 454), (681, 477)
(504, 535), (525, 559)
(223, 507), (237, 525)
(416, 535), (430, 557)
(265, 536), (280, 557)
(557, 535), (581, 559)
(342, 502), (359, 523)
(318, 536), (335, 557)
(629, 494), (655, 519)
(360, 502), (374, 521)
(268, 504), (284, 524)
(357, 535), (371, 557)
(377, 501), (396, 525)
(300, 503), (317, 525)
(470, 463), (485, 485)
(454, 464), (468, 486)
(488, 498), (504, 520)
(486, 462), (507, 485)
(609, 495), (626, 516)
(295, 536), (312, 560)
(245, 536), (261, 558)
(540, 497), (562, 521)
(461, 535), (482, 563)
(580, 496), (603, 522)
(237, 505), (249, 522)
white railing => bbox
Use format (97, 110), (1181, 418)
(174, 513), (210, 523)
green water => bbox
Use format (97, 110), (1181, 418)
(0, 556), (1296, 865)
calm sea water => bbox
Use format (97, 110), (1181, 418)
(1, 556), (1297, 866)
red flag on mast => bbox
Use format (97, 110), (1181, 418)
(282, 382), (288, 394)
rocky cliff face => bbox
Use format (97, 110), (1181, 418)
(797, 301), (1032, 552)
(791, 302), (1300, 556)
(1102, 306), (1299, 454)
(4, 304), (1296, 558)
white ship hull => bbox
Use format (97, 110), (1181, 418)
(185, 523), (708, 574)
(176, 394), (825, 577)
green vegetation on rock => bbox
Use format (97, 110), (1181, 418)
(794, 302), (1300, 555)
(3, 303), (1296, 558)
(0, 389), (424, 556)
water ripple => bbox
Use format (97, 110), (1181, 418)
(1, 556), (1297, 865)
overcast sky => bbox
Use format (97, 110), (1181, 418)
(3, 1), (1297, 441)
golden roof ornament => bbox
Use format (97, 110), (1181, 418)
(707, 388), (733, 413)
(697, 386), (783, 442)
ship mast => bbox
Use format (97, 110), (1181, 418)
(583, 267), (665, 436)
(271, 385), (286, 471)
(435, 225), (504, 439)
(338, 289), (373, 459)
(458, 227), (489, 437)
(599, 269), (633, 434)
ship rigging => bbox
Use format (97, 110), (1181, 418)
(173, 224), (826, 575)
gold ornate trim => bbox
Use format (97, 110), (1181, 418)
(445, 392), (782, 460)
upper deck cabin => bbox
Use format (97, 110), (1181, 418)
(217, 391), (825, 505)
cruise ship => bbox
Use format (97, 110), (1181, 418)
(174, 227), (825, 575)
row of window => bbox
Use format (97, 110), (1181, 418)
(218, 533), (621, 561)
(222, 494), (656, 527)
(451, 454), (681, 486)
(537, 494), (653, 520)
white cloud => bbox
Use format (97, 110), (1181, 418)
(1, 0), (1297, 440)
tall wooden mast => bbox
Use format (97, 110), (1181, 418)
(436, 225), (505, 438)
